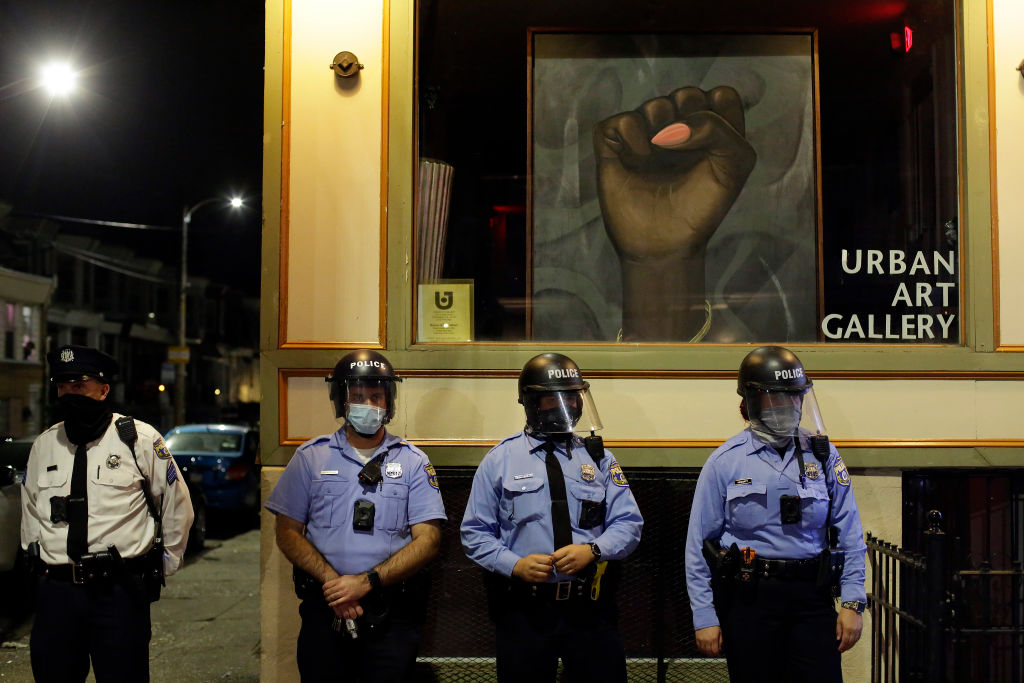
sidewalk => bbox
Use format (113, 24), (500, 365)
(0, 528), (260, 682)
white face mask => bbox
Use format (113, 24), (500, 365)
(346, 403), (385, 436)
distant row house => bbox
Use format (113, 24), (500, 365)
(0, 211), (259, 438)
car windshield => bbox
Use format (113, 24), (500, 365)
(166, 432), (243, 454)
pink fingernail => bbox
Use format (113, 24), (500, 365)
(651, 122), (691, 147)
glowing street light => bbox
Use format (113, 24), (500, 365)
(40, 61), (77, 96)
(174, 196), (245, 425)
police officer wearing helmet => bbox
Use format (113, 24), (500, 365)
(21, 344), (194, 681)
(461, 352), (644, 682)
(684, 346), (867, 682)
(266, 349), (446, 682)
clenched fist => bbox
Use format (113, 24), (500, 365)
(595, 86), (756, 341)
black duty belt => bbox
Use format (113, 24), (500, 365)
(753, 556), (821, 580)
(495, 577), (595, 602)
(35, 555), (152, 585)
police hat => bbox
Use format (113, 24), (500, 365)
(47, 345), (119, 384)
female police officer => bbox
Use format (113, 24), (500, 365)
(461, 352), (643, 682)
(684, 346), (867, 682)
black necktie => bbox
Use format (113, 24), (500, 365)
(67, 442), (89, 561)
(542, 441), (573, 551)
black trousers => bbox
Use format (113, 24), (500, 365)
(716, 575), (843, 683)
(297, 596), (420, 683)
(492, 594), (626, 683)
(31, 574), (152, 683)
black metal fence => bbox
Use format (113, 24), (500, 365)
(867, 508), (1024, 682)
(413, 467), (728, 682)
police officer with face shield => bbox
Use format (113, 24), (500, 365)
(265, 350), (446, 682)
(461, 353), (644, 682)
(21, 344), (194, 682)
(684, 346), (867, 682)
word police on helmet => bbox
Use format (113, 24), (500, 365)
(518, 353), (602, 436)
(325, 349), (402, 423)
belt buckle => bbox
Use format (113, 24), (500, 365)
(555, 581), (572, 601)
(71, 562), (85, 585)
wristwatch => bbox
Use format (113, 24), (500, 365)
(588, 542), (602, 561)
(366, 569), (382, 591)
(841, 600), (866, 614)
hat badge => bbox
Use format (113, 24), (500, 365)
(60, 348), (74, 363)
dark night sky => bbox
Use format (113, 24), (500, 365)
(0, 0), (264, 295)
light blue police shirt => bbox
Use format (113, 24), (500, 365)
(685, 428), (867, 631)
(461, 431), (644, 580)
(265, 428), (446, 576)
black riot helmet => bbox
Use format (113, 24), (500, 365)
(737, 346), (811, 396)
(737, 346), (827, 439)
(518, 353), (602, 435)
(325, 350), (402, 421)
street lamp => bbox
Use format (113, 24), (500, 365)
(174, 197), (244, 426)
(39, 61), (77, 97)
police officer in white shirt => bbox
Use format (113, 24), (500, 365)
(20, 344), (194, 682)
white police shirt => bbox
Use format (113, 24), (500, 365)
(20, 414), (194, 576)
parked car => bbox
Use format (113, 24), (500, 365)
(164, 424), (260, 521)
(0, 437), (33, 573)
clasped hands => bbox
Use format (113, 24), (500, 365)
(322, 573), (371, 620)
(512, 544), (596, 583)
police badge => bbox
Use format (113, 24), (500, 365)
(385, 462), (403, 478)
(580, 464), (596, 482)
(106, 454), (121, 469)
(803, 461), (820, 480)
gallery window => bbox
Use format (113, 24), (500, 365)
(414, 0), (959, 345)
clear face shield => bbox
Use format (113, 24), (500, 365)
(745, 386), (827, 438)
(525, 388), (603, 435)
(330, 379), (397, 434)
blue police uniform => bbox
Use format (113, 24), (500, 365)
(461, 431), (643, 682)
(685, 428), (866, 682)
(266, 427), (446, 682)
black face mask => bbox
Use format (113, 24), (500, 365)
(55, 393), (113, 445)
(533, 407), (574, 435)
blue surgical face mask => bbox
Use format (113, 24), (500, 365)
(346, 403), (385, 436)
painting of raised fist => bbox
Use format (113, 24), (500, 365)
(530, 32), (818, 343)
(595, 86), (756, 341)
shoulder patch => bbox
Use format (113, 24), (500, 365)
(424, 463), (439, 490)
(166, 462), (178, 485)
(834, 458), (851, 486)
(153, 436), (172, 460)
(608, 461), (629, 487)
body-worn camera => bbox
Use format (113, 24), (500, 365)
(353, 499), (375, 531)
(50, 495), (69, 524)
(358, 460), (382, 487)
(579, 500), (605, 529)
(779, 494), (801, 524)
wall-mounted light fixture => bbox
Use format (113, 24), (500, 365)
(330, 52), (363, 78)
(1017, 59), (1024, 80)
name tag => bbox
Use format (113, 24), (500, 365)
(734, 478), (752, 485)
(320, 470), (339, 475)
(513, 473), (534, 480)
